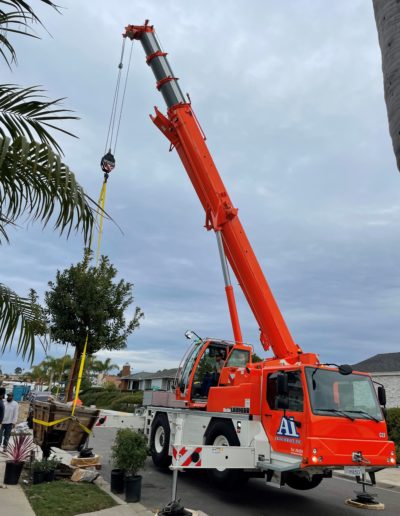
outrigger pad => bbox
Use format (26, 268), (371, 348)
(345, 497), (385, 511)
(157, 499), (192, 515)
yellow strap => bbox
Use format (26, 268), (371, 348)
(33, 333), (92, 435)
(96, 180), (107, 265)
(33, 417), (69, 427)
(33, 416), (92, 435)
(72, 333), (88, 416)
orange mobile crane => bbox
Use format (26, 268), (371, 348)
(123, 21), (396, 508)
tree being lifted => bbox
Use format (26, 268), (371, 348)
(45, 251), (144, 401)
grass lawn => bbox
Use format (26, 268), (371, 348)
(23, 479), (118, 516)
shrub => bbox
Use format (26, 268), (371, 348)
(111, 428), (148, 476)
(386, 407), (400, 462)
(103, 382), (118, 391)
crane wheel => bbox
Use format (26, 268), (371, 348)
(285, 472), (323, 490)
(205, 419), (247, 490)
(150, 413), (172, 468)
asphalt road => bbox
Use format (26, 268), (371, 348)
(90, 427), (400, 516)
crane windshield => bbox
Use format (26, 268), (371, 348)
(305, 367), (383, 421)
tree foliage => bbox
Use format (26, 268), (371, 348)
(45, 252), (144, 355)
(0, 1), (97, 361)
(28, 354), (73, 384)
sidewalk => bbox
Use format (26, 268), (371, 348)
(0, 449), (156, 516)
(334, 466), (400, 489)
(0, 453), (35, 516)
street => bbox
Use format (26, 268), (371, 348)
(90, 428), (400, 516)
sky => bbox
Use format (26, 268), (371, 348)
(1, 0), (400, 374)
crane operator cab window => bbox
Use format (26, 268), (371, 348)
(267, 371), (304, 412)
(191, 346), (227, 400)
(225, 349), (250, 368)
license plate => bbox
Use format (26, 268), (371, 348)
(344, 466), (365, 476)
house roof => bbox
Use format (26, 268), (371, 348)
(352, 353), (400, 373)
(121, 368), (178, 381)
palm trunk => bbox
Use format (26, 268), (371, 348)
(373, 0), (400, 171)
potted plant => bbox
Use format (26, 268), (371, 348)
(110, 466), (125, 494)
(111, 428), (148, 502)
(32, 459), (47, 484)
(3, 434), (34, 485)
(44, 456), (60, 482)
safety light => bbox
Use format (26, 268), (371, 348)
(312, 448), (317, 454)
(311, 456), (318, 464)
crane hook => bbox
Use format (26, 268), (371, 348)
(100, 151), (115, 174)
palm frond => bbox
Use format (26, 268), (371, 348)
(0, 135), (95, 242)
(0, 284), (45, 362)
(0, 85), (77, 155)
(0, 1), (59, 67)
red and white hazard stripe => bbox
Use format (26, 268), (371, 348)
(172, 446), (202, 467)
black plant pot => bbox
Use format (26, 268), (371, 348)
(110, 469), (125, 494)
(125, 475), (142, 503)
(45, 469), (55, 482)
(32, 470), (46, 484)
(4, 461), (24, 485)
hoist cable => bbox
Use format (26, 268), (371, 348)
(113, 40), (134, 155)
(104, 37), (126, 154)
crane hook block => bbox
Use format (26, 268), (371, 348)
(100, 152), (115, 173)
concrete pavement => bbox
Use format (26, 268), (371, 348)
(0, 453), (35, 516)
(1, 443), (398, 515)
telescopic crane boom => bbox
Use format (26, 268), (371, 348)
(124, 22), (302, 360)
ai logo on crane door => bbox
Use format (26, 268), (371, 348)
(276, 416), (300, 439)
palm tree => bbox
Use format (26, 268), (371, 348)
(0, 1), (96, 361)
(92, 357), (119, 376)
(373, 0), (400, 171)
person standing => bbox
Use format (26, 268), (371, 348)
(0, 392), (19, 451)
(0, 387), (5, 426)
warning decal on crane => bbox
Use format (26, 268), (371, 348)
(172, 446), (202, 467)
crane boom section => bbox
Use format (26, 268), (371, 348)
(125, 23), (302, 358)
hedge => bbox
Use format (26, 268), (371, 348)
(110, 392), (143, 412)
(80, 387), (143, 412)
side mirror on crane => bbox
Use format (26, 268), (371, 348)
(276, 372), (289, 396)
(276, 396), (289, 410)
(377, 385), (387, 407)
(275, 372), (289, 410)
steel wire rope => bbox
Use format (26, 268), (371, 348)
(104, 37), (126, 154)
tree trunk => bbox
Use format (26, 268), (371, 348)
(65, 346), (80, 402)
(373, 0), (400, 171)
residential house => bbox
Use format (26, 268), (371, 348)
(95, 373), (122, 389)
(120, 366), (178, 392)
(352, 352), (400, 408)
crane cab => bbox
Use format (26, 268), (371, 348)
(175, 338), (253, 409)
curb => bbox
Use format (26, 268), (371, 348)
(94, 475), (155, 515)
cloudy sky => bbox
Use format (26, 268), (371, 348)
(1, 0), (400, 374)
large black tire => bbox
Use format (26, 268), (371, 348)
(285, 472), (323, 491)
(150, 413), (171, 468)
(205, 420), (247, 489)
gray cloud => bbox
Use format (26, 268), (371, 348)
(1, 1), (400, 374)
